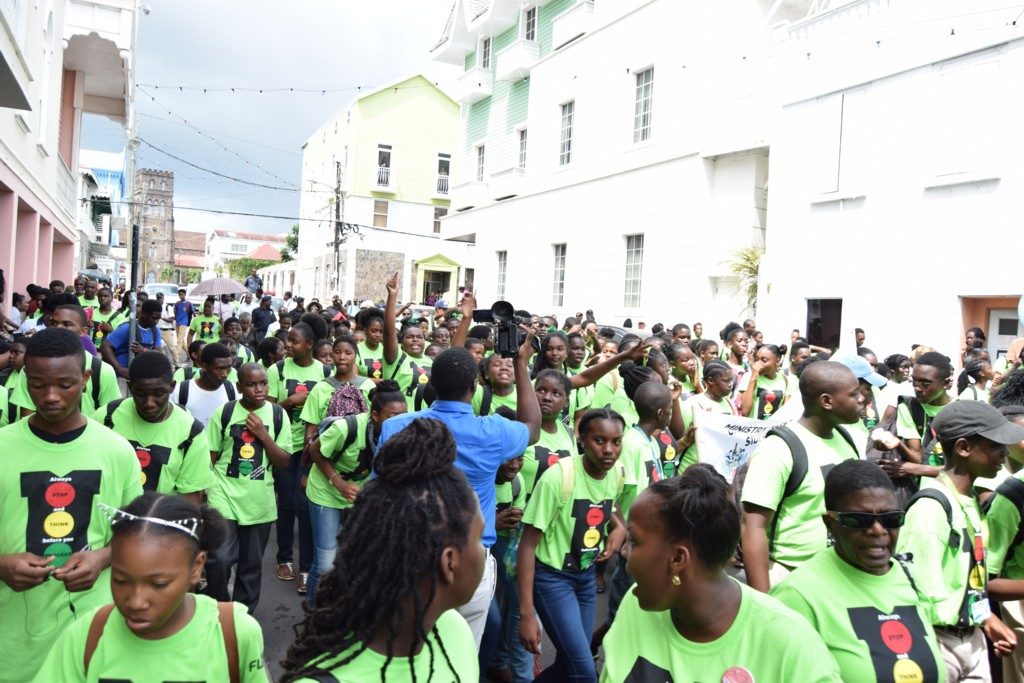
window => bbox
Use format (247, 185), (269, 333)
(433, 207), (448, 234)
(481, 38), (491, 69)
(552, 243), (566, 306)
(231, 243), (248, 254)
(373, 200), (389, 228)
(524, 7), (537, 41)
(476, 145), (486, 182)
(437, 153), (451, 195)
(633, 67), (654, 143)
(624, 234), (644, 308)
(377, 144), (392, 186)
(518, 129), (528, 169)
(559, 101), (574, 166)
(496, 251), (507, 300)
(160, 180), (167, 191)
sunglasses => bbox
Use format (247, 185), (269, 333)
(828, 510), (905, 530)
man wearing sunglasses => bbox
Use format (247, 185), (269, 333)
(897, 401), (1024, 681)
(741, 360), (863, 592)
(773, 459), (945, 682)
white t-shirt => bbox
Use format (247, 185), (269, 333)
(171, 379), (232, 427)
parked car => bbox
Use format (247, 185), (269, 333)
(142, 282), (183, 300)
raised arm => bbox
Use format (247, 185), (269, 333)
(451, 292), (476, 349)
(382, 272), (400, 365)
(515, 328), (541, 445)
(568, 342), (647, 389)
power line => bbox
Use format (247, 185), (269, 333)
(136, 112), (302, 157)
(137, 86), (299, 188)
(136, 81), (447, 95)
(138, 138), (299, 191)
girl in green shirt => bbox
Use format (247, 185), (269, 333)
(738, 344), (789, 420)
(354, 308), (386, 380)
(36, 492), (269, 682)
(282, 418), (483, 682)
(521, 370), (577, 495)
(473, 353), (518, 416)
(382, 273), (433, 410)
(304, 379), (407, 606)
(666, 342), (702, 399)
(518, 409), (627, 682)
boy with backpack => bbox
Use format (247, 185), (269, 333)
(202, 363), (291, 614)
(898, 400), (1022, 680)
(741, 361), (863, 592)
(171, 342), (236, 427)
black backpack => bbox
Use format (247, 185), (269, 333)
(479, 385), (494, 416)
(217, 400), (284, 447)
(104, 399), (206, 458)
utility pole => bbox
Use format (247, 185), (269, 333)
(333, 160), (343, 294)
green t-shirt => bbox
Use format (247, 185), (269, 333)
(267, 358), (328, 452)
(772, 549), (944, 683)
(601, 582), (842, 683)
(10, 350), (121, 415)
(589, 371), (621, 410)
(957, 385), (990, 403)
(496, 473), (527, 538)
(896, 477), (987, 626)
(522, 455), (623, 572)
(89, 307), (117, 347)
(896, 400), (946, 466)
(33, 595), (269, 682)
(93, 399), (213, 495)
(0, 384), (11, 427)
(472, 384), (518, 416)
(740, 422), (859, 568)
(618, 425), (663, 520)
(236, 343), (255, 364)
(654, 429), (682, 478)
(307, 412), (375, 509)
(298, 376), (374, 429)
(356, 340), (385, 379)
(189, 314), (221, 341)
(988, 471), (1024, 580)
(739, 372), (789, 420)
(521, 419), (576, 495)
(295, 608), (478, 682)
(205, 401), (292, 525)
(383, 352), (433, 410)
(680, 393), (737, 470)
(0, 419), (142, 683)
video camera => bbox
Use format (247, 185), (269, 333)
(472, 300), (536, 358)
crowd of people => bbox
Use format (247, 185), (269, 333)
(4, 271), (1024, 682)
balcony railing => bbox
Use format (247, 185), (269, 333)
(436, 174), (450, 196)
(56, 158), (76, 216)
(374, 165), (394, 190)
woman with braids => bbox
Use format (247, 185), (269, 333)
(35, 492), (269, 682)
(382, 272), (433, 410)
(601, 465), (841, 681)
(957, 357), (994, 402)
(303, 379), (408, 606)
(354, 307), (386, 380)
(737, 343), (789, 420)
(518, 408), (628, 682)
(282, 418), (485, 682)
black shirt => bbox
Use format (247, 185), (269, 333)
(251, 307), (275, 335)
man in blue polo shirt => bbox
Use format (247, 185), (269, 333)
(173, 288), (195, 366)
(100, 299), (163, 379)
(378, 332), (540, 647)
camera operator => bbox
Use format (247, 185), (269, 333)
(377, 291), (541, 648)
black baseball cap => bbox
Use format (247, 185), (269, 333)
(932, 401), (1024, 444)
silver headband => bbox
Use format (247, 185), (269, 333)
(97, 502), (200, 540)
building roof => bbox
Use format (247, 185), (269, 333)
(174, 254), (205, 268)
(245, 243), (282, 261)
(211, 229), (286, 243)
(79, 149), (125, 173)
(174, 230), (206, 255)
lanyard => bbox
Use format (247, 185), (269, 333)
(634, 426), (665, 480)
(937, 472), (986, 576)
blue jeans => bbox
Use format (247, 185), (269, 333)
(533, 563), (597, 683)
(490, 535), (534, 682)
(274, 452), (312, 572)
(307, 501), (346, 606)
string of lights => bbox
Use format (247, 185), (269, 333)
(135, 81), (447, 95)
(138, 138), (300, 191)
(137, 112), (302, 157)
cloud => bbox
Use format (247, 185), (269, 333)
(83, 0), (457, 236)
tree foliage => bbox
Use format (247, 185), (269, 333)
(728, 245), (763, 313)
(227, 257), (276, 281)
(280, 223), (299, 262)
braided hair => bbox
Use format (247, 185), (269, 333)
(281, 418), (476, 682)
(957, 359), (991, 396)
(619, 362), (659, 400)
(992, 371), (1024, 408)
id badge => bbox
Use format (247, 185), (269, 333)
(969, 592), (992, 625)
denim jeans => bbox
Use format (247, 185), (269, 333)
(490, 535), (535, 682)
(533, 562), (597, 683)
(274, 451), (312, 572)
(307, 501), (346, 606)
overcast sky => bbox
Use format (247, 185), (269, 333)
(83, 0), (457, 236)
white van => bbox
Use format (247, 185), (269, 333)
(142, 282), (183, 300)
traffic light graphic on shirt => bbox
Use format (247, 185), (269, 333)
(286, 379), (319, 420)
(227, 425), (266, 480)
(757, 388), (782, 419)
(128, 441), (171, 492)
(365, 358), (383, 379)
(20, 470), (102, 568)
(848, 605), (938, 683)
(533, 446), (571, 483)
(405, 361), (431, 397)
(622, 657), (675, 682)
(200, 321), (215, 339)
(563, 498), (612, 572)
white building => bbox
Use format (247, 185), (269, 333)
(78, 148), (127, 280)
(0, 0), (136, 304)
(206, 228), (286, 274)
(756, 0), (1024, 360)
(432, 0), (771, 327)
(261, 74), (474, 305)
